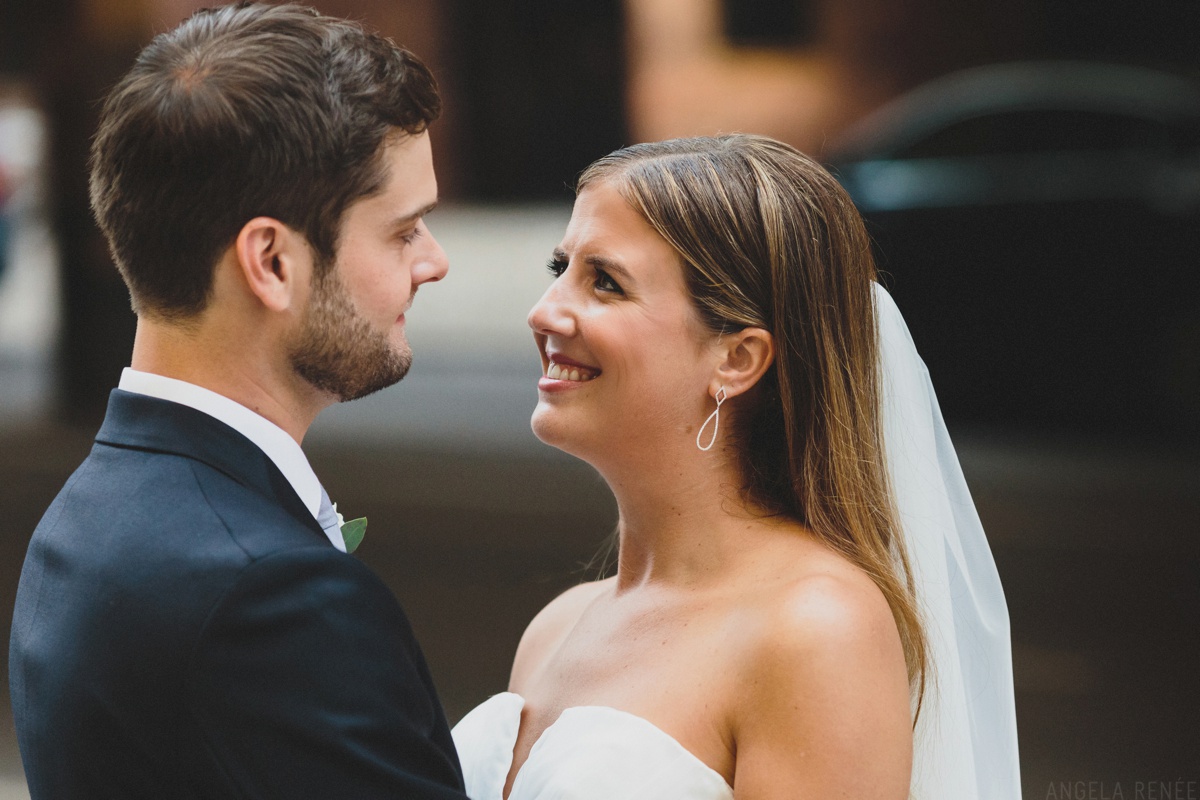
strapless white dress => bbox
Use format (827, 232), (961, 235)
(451, 692), (735, 800)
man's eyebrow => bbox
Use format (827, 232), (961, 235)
(389, 200), (439, 229)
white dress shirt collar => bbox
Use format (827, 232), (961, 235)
(118, 368), (345, 551)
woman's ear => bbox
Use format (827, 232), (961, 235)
(232, 217), (310, 312)
(711, 327), (775, 399)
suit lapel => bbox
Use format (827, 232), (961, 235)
(95, 389), (328, 544)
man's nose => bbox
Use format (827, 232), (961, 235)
(414, 226), (449, 285)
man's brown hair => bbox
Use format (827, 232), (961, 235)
(89, 2), (440, 319)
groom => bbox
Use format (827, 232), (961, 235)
(9, 5), (468, 798)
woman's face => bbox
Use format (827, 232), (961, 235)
(527, 180), (719, 464)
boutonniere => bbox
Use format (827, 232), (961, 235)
(332, 502), (367, 554)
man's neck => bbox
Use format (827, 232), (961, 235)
(130, 315), (330, 444)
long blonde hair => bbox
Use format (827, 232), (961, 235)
(579, 134), (928, 713)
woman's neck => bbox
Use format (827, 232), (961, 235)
(599, 448), (786, 592)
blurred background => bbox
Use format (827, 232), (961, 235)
(0, 0), (1197, 797)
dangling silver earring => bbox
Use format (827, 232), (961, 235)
(696, 387), (727, 451)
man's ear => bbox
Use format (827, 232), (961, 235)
(232, 217), (310, 312)
(711, 327), (775, 400)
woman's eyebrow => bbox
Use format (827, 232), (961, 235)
(552, 248), (634, 283)
(583, 254), (633, 282)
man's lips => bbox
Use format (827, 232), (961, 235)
(398, 293), (415, 323)
(397, 299), (416, 325)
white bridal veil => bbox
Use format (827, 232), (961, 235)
(874, 283), (1022, 799)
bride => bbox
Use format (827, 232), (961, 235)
(453, 135), (1021, 799)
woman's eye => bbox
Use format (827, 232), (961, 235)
(594, 269), (623, 294)
(546, 257), (568, 277)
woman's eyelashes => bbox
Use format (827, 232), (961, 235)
(593, 268), (623, 294)
(544, 256), (625, 295)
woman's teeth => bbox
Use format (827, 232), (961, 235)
(547, 362), (599, 382)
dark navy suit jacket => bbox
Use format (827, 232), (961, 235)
(9, 390), (467, 799)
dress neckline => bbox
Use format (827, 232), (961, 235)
(487, 692), (735, 798)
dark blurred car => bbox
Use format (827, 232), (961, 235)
(830, 62), (1200, 447)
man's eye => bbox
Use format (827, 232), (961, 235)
(400, 227), (423, 245)
(546, 257), (568, 277)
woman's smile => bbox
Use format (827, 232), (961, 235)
(539, 352), (602, 391)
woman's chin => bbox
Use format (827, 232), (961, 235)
(530, 412), (564, 447)
(530, 410), (589, 457)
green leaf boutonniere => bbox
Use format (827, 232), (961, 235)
(340, 517), (367, 553)
(332, 502), (367, 554)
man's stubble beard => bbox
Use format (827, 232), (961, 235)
(288, 260), (412, 402)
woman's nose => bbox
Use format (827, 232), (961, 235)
(527, 280), (576, 337)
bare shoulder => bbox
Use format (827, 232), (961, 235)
(756, 560), (901, 663)
(736, 558), (907, 708)
(728, 556), (913, 798)
(508, 577), (613, 693)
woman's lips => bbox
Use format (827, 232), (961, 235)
(547, 352), (597, 370)
(539, 354), (601, 391)
(545, 362), (599, 382)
